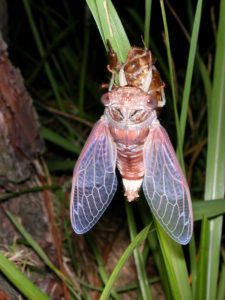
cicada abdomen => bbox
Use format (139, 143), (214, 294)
(70, 44), (193, 245)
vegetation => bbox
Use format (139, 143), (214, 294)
(0, 0), (224, 299)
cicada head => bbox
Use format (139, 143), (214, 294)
(102, 86), (158, 126)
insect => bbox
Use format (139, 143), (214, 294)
(70, 46), (193, 245)
(107, 42), (165, 108)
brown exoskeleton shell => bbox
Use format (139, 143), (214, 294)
(107, 42), (165, 108)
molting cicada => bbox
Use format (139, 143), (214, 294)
(70, 45), (193, 245)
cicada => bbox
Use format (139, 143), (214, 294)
(70, 46), (193, 245)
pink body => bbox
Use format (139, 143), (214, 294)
(102, 86), (158, 201)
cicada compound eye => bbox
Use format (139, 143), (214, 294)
(101, 93), (110, 105)
(147, 96), (158, 109)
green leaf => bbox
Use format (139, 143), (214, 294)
(86, 0), (130, 62)
(100, 223), (151, 300)
(23, 0), (65, 111)
(144, 0), (152, 48)
(195, 218), (210, 300)
(138, 200), (173, 300)
(125, 203), (153, 300)
(179, 0), (203, 147)
(157, 3), (193, 299)
(197, 0), (225, 298)
(86, 0), (105, 43)
(155, 219), (192, 300)
(40, 126), (81, 154)
(0, 185), (57, 201)
(78, 6), (91, 113)
(86, 235), (121, 300)
(193, 199), (225, 221)
(159, 0), (184, 169)
(0, 252), (50, 300)
(6, 211), (55, 269)
(5, 211), (82, 299)
(217, 263), (225, 300)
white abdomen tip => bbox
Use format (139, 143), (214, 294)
(122, 178), (143, 202)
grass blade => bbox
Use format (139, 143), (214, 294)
(144, 0), (152, 48)
(137, 199), (173, 300)
(196, 54), (212, 112)
(86, 0), (130, 62)
(125, 203), (153, 300)
(189, 236), (197, 296)
(193, 199), (225, 221)
(86, 235), (121, 300)
(167, 1), (202, 296)
(0, 185), (57, 201)
(22, 0), (65, 111)
(159, 0), (184, 168)
(115, 276), (160, 293)
(100, 222), (151, 300)
(40, 126), (82, 154)
(179, 0), (203, 147)
(194, 218), (210, 300)
(217, 262), (225, 300)
(197, 1), (225, 298)
(0, 252), (50, 300)
(155, 220), (192, 300)
(5, 211), (82, 299)
(6, 211), (56, 269)
(86, 0), (104, 42)
(78, 6), (90, 113)
(158, 3), (193, 299)
(162, 2), (211, 110)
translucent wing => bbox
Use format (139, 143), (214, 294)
(70, 119), (118, 234)
(143, 125), (193, 244)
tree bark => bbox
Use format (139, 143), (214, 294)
(0, 32), (62, 299)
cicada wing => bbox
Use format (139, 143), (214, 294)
(70, 119), (118, 234)
(143, 125), (193, 244)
